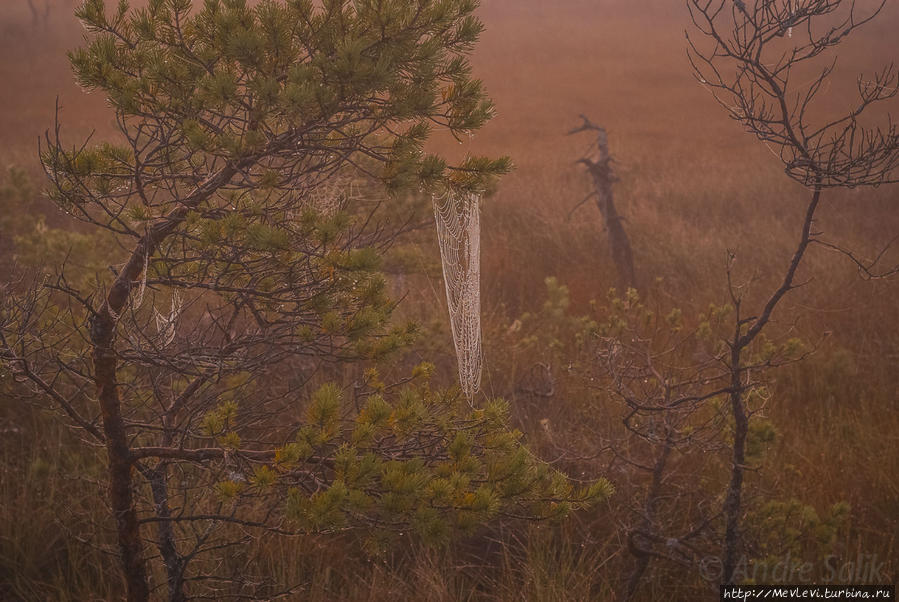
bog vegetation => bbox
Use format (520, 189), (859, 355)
(0, 0), (897, 601)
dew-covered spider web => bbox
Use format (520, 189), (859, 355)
(433, 191), (482, 399)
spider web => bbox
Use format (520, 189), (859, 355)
(433, 191), (482, 400)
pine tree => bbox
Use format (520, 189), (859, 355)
(0, 1), (610, 600)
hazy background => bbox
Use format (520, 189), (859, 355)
(1, 1), (897, 598)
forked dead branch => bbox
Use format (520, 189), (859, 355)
(568, 115), (638, 291)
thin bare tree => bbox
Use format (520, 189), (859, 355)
(685, 0), (899, 584)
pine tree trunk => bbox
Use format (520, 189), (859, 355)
(92, 322), (150, 602)
(87, 163), (243, 601)
(148, 465), (186, 602)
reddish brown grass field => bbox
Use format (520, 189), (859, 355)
(1, 1), (897, 599)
